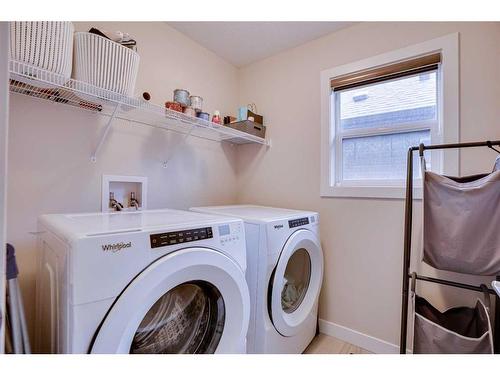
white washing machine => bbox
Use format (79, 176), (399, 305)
(191, 205), (323, 354)
(34, 209), (250, 354)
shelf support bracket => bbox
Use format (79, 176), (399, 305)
(162, 124), (196, 168)
(90, 103), (120, 163)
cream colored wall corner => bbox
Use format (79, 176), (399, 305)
(235, 22), (500, 346)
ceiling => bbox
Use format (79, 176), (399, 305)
(168, 22), (354, 67)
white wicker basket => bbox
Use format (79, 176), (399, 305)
(10, 21), (74, 82)
(73, 32), (140, 97)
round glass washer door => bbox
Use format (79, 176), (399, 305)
(90, 247), (249, 354)
(130, 281), (225, 354)
(269, 229), (323, 337)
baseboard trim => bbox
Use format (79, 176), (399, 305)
(318, 319), (400, 354)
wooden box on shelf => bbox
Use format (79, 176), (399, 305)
(224, 120), (266, 139)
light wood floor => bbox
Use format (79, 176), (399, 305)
(304, 334), (372, 354)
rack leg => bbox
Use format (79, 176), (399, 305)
(400, 148), (414, 354)
(15, 281), (30, 354)
(495, 275), (500, 354)
(90, 103), (120, 163)
(7, 280), (22, 354)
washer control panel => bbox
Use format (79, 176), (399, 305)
(150, 227), (213, 248)
(218, 223), (242, 246)
(288, 217), (310, 228)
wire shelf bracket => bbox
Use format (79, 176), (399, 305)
(162, 124), (196, 168)
(90, 103), (120, 163)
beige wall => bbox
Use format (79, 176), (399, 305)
(237, 22), (500, 345)
(7, 22), (241, 339)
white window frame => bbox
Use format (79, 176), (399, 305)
(320, 33), (459, 199)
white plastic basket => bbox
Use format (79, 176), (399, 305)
(10, 21), (74, 83)
(73, 32), (140, 97)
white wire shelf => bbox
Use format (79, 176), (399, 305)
(8, 60), (270, 160)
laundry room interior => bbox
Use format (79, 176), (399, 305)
(1, 5), (500, 362)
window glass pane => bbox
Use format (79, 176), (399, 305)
(339, 71), (437, 131)
(342, 130), (430, 181)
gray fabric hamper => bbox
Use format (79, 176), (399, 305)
(413, 295), (493, 354)
(423, 166), (500, 275)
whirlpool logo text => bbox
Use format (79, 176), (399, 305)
(102, 242), (132, 253)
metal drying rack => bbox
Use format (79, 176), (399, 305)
(400, 139), (500, 354)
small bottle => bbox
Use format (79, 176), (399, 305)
(212, 110), (221, 124)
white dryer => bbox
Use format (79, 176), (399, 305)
(35, 209), (249, 354)
(191, 205), (323, 354)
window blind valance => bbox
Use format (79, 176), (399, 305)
(331, 52), (441, 91)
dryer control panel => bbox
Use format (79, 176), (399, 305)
(150, 227), (213, 248)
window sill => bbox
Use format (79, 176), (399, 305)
(320, 185), (422, 200)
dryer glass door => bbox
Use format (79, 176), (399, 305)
(90, 248), (249, 354)
(269, 229), (323, 337)
(281, 248), (311, 314)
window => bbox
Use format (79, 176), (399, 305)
(334, 60), (438, 184)
(320, 34), (459, 199)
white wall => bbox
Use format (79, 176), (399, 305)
(7, 22), (242, 340)
(237, 22), (500, 347)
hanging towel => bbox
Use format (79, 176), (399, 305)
(413, 295), (493, 354)
(423, 161), (500, 275)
